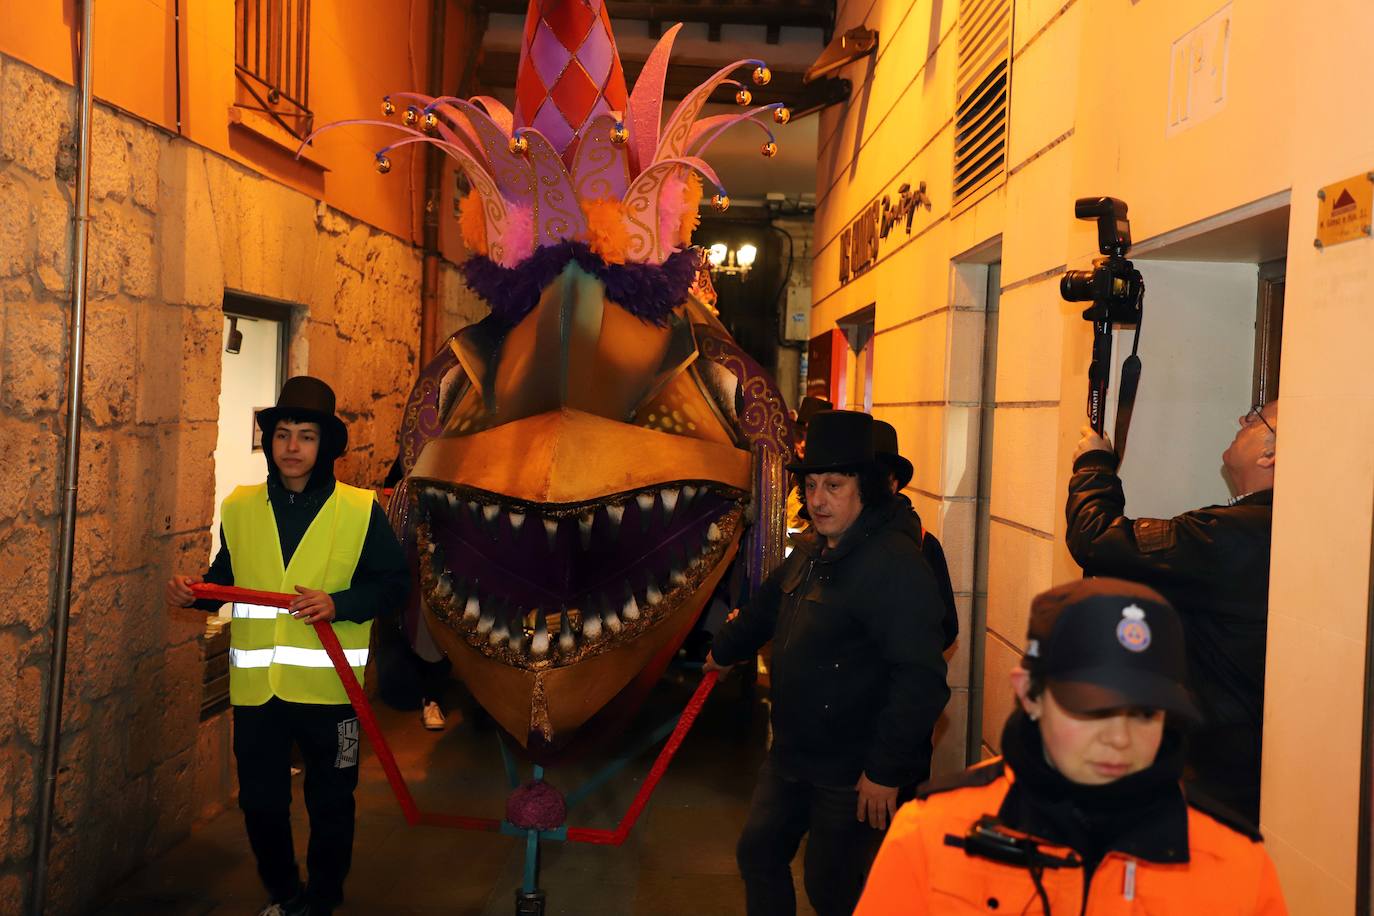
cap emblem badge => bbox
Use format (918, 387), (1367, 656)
(1116, 604), (1151, 652)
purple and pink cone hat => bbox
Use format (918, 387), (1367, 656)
(306, 0), (788, 271)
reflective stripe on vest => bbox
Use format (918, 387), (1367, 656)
(232, 603), (284, 620)
(230, 646), (370, 668)
(221, 481), (375, 706)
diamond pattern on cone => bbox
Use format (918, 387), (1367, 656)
(545, 0), (596, 52)
(515, 59), (549, 126)
(550, 61), (600, 128)
(514, 0), (630, 158)
(530, 25), (572, 91)
(531, 100), (576, 153)
(578, 25), (614, 86)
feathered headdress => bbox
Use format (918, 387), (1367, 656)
(304, 0), (787, 277)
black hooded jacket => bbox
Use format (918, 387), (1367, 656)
(196, 426), (409, 623)
(891, 494), (958, 650)
(713, 499), (951, 788)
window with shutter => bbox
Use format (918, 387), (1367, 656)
(953, 0), (1012, 212)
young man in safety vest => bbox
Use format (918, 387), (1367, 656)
(166, 376), (409, 916)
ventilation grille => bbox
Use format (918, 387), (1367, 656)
(953, 0), (1012, 208)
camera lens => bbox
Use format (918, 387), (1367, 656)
(1060, 270), (1096, 302)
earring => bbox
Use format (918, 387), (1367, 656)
(1028, 711), (1039, 722)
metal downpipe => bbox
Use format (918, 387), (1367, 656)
(419, 0), (447, 363)
(30, 0), (97, 911)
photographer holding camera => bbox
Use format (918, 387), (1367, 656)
(1066, 404), (1276, 824)
(1055, 198), (1276, 825)
(1055, 197), (1277, 824)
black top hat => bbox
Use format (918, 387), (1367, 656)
(796, 396), (833, 431)
(872, 420), (914, 490)
(786, 410), (875, 474)
(256, 376), (349, 453)
(1024, 578), (1199, 723)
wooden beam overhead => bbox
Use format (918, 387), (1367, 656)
(478, 0), (834, 36)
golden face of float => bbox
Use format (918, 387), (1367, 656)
(407, 262), (751, 756)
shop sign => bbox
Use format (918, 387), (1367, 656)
(1315, 172), (1373, 249)
(838, 181), (931, 285)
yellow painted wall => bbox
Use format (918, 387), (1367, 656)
(817, 0), (1374, 908)
(0, 0), (477, 254)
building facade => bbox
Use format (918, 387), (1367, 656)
(810, 0), (1374, 910)
(0, 4), (484, 911)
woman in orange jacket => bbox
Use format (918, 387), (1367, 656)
(855, 578), (1288, 915)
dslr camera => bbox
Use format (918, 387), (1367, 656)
(1060, 197), (1146, 438)
(1059, 197), (1143, 325)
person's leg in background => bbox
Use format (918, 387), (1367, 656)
(736, 759), (813, 916)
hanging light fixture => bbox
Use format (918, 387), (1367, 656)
(706, 242), (758, 277)
(225, 316), (243, 354)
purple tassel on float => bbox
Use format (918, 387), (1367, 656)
(460, 242), (699, 328)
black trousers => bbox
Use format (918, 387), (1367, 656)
(233, 698), (361, 907)
(736, 758), (885, 916)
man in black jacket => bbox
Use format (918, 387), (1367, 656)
(706, 410), (950, 916)
(1065, 400), (1277, 822)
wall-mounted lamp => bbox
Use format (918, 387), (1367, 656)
(225, 316), (243, 354)
(707, 242), (758, 277)
(804, 26), (879, 84)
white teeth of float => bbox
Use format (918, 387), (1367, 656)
(531, 612), (549, 657)
(558, 609), (575, 652)
(582, 610), (603, 640)
(419, 486), (741, 660)
(636, 492), (655, 532)
(603, 603), (622, 633)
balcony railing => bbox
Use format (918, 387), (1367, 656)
(235, 0), (313, 140)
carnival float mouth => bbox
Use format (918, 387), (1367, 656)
(413, 480), (745, 668)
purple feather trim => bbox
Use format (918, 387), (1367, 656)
(460, 242), (699, 327)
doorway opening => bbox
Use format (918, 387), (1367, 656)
(947, 239), (1001, 767)
(211, 292), (294, 565)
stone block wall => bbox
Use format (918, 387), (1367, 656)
(0, 52), (481, 913)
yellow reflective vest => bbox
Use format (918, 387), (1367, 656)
(221, 481), (375, 706)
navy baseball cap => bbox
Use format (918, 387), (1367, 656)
(1024, 578), (1200, 723)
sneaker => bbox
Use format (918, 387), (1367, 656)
(421, 700), (446, 731)
(258, 891), (311, 916)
